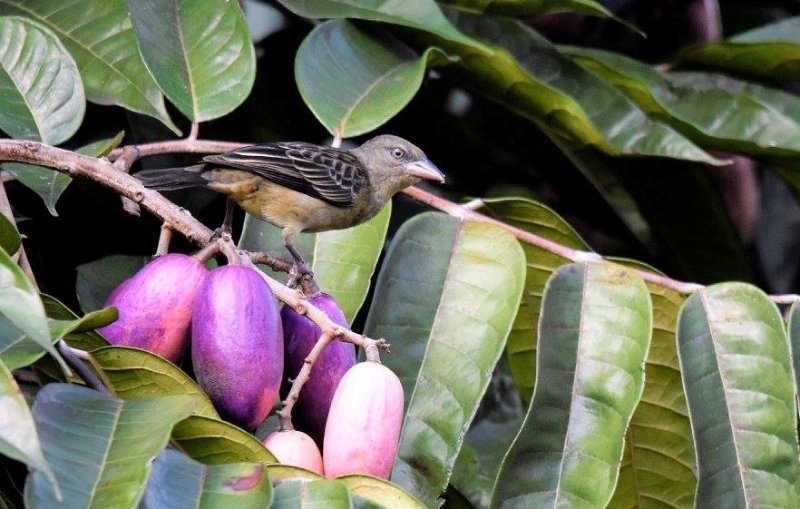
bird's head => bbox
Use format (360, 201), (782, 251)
(353, 135), (445, 198)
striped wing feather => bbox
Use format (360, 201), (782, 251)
(203, 143), (367, 207)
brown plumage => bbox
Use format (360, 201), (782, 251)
(136, 135), (444, 266)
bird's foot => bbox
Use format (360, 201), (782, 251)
(210, 224), (233, 241)
(286, 260), (314, 290)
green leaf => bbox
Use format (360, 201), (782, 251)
(171, 415), (278, 466)
(77, 132), (125, 157)
(677, 283), (800, 508)
(676, 16), (800, 81)
(478, 197), (589, 402)
(6, 133), (126, 216)
(272, 479), (352, 509)
(0, 1), (178, 132)
(438, 0), (616, 18)
(0, 301), (114, 371)
(91, 346), (220, 419)
(0, 16), (84, 144)
(3, 163), (71, 216)
(338, 475), (428, 508)
(364, 213), (526, 507)
(296, 19), (450, 138)
(24, 384), (195, 508)
(492, 262), (652, 509)
(126, 0), (255, 122)
(0, 246), (64, 371)
(240, 203), (391, 324)
(0, 359), (58, 498)
(0, 213), (19, 255)
(565, 46), (800, 157)
(75, 254), (149, 313)
(605, 261), (696, 509)
(617, 156), (753, 284)
(788, 302), (800, 405)
(275, 0), (488, 51)
(266, 464), (323, 483)
(141, 449), (273, 509)
(438, 14), (718, 163)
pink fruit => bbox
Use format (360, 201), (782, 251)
(99, 254), (207, 363)
(263, 430), (323, 475)
(323, 362), (404, 479)
(191, 265), (283, 430)
(281, 293), (355, 447)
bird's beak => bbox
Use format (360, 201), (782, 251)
(404, 158), (445, 183)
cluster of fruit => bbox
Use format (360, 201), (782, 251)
(98, 253), (403, 478)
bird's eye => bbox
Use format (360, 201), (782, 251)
(391, 147), (405, 159)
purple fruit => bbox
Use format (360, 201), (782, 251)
(192, 265), (283, 430)
(99, 254), (207, 363)
(281, 293), (355, 447)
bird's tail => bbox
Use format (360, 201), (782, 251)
(135, 164), (208, 191)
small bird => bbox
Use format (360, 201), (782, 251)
(136, 135), (445, 270)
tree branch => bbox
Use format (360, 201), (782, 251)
(2, 138), (797, 307)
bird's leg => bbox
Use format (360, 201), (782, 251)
(282, 228), (313, 288)
(210, 198), (235, 240)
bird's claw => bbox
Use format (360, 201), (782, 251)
(286, 261), (314, 290)
(210, 224), (233, 241)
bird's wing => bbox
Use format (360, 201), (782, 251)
(202, 143), (368, 207)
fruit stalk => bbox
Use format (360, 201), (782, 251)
(277, 330), (336, 431)
(240, 254), (391, 358)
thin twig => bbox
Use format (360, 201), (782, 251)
(156, 224), (173, 256)
(56, 341), (110, 394)
(276, 331), (335, 431)
(188, 121), (200, 141)
(241, 252), (387, 427)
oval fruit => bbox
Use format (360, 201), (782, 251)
(323, 361), (404, 479)
(99, 253), (207, 363)
(281, 293), (355, 447)
(192, 265), (283, 430)
(263, 430), (323, 475)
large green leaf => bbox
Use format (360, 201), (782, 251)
(338, 475), (427, 508)
(296, 19), (449, 138)
(0, 0), (177, 132)
(439, 0), (616, 18)
(440, 14), (718, 162)
(0, 302), (114, 371)
(0, 359), (57, 496)
(126, 0), (255, 122)
(676, 16), (800, 81)
(91, 346), (219, 419)
(478, 197), (589, 402)
(240, 203), (391, 324)
(141, 449), (272, 509)
(75, 254), (148, 314)
(171, 415), (277, 466)
(24, 384), (195, 508)
(6, 132), (124, 216)
(0, 246), (64, 370)
(592, 151), (752, 284)
(275, 0), (487, 50)
(272, 479), (352, 509)
(565, 47), (800, 157)
(677, 283), (800, 508)
(492, 261), (652, 509)
(0, 16), (84, 145)
(0, 213), (19, 255)
(364, 212), (526, 507)
(606, 262), (695, 509)
(788, 302), (800, 404)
